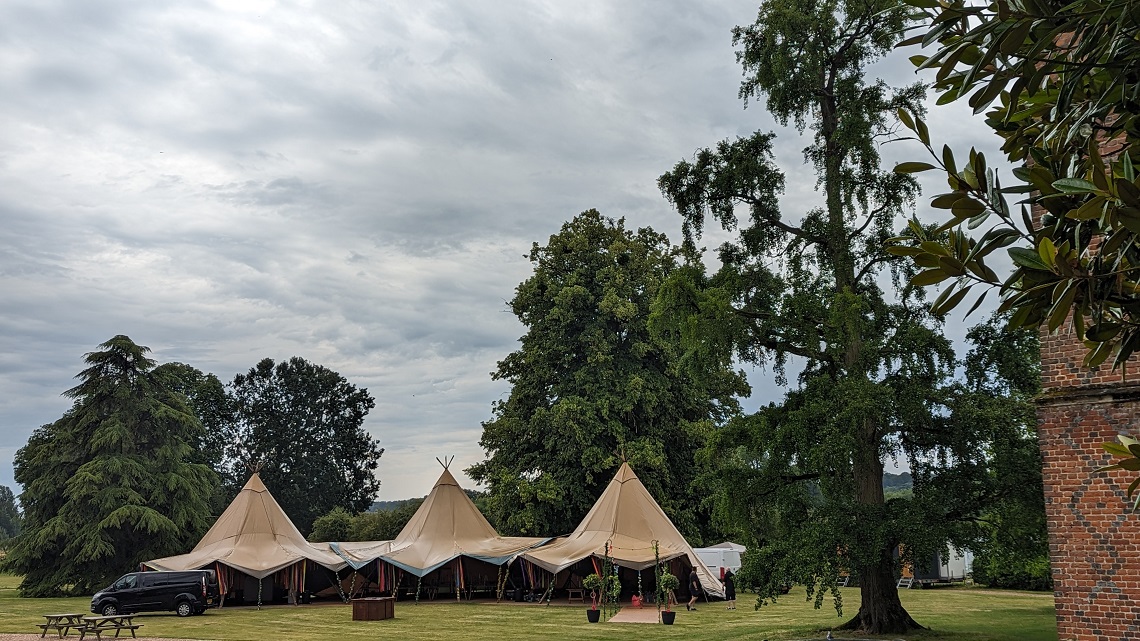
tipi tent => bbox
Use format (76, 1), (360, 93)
(380, 467), (547, 576)
(519, 462), (725, 598)
(145, 473), (347, 603)
(322, 465), (548, 600)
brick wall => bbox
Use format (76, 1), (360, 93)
(1038, 325), (1140, 640)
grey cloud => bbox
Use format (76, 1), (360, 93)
(0, 0), (1009, 499)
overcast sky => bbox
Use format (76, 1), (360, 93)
(0, 0), (1006, 502)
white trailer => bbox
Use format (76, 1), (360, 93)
(694, 542), (744, 580)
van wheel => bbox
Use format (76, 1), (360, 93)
(176, 601), (193, 617)
(101, 603), (118, 616)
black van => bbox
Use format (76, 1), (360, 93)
(91, 570), (220, 617)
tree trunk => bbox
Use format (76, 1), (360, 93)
(839, 432), (925, 634)
(838, 554), (924, 634)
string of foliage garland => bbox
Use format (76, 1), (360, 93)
(601, 542), (615, 620)
(654, 541), (662, 618)
(496, 565), (507, 601)
(540, 570), (554, 605)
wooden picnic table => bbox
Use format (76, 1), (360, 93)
(39, 613), (86, 638)
(79, 614), (142, 640)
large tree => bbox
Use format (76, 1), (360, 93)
(4, 336), (217, 596)
(469, 210), (745, 538)
(656, 0), (949, 632)
(218, 357), (383, 536)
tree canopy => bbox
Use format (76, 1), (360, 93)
(217, 357), (383, 536)
(309, 498), (426, 542)
(469, 209), (745, 539)
(4, 336), (217, 596)
(654, 0), (1005, 632)
(891, 0), (1140, 369)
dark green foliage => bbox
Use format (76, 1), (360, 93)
(154, 362), (233, 514)
(894, 0), (1140, 369)
(949, 320), (1050, 593)
(309, 507), (353, 543)
(219, 357), (383, 536)
(655, 0), (1041, 633)
(4, 336), (217, 596)
(469, 210), (745, 539)
(349, 498), (424, 541)
(0, 486), (21, 540)
(972, 543), (1052, 592)
(308, 499), (426, 542)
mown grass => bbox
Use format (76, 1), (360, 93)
(0, 575), (1056, 641)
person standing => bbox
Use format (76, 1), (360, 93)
(686, 568), (701, 611)
(723, 569), (736, 610)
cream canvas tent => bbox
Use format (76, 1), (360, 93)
(318, 464), (548, 600)
(145, 473), (347, 603)
(378, 466), (547, 576)
(519, 462), (724, 598)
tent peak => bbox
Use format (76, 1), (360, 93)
(241, 472), (268, 493)
(436, 455), (455, 471)
(615, 461), (638, 483)
(433, 467), (460, 488)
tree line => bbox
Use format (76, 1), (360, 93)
(3, 337), (381, 596)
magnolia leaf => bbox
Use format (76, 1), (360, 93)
(951, 198), (986, 219)
(931, 193), (965, 209)
(1037, 237), (1056, 268)
(1052, 177), (1099, 194)
(897, 108), (915, 132)
(1008, 247), (1050, 271)
(1087, 323), (1123, 342)
(910, 269), (950, 287)
(895, 162), (937, 173)
(885, 244), (923, 257)
(1118, 179), (1140, 207)
(930, 285), (971, 316)
(964, 290), (988, 317)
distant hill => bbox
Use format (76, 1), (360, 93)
(371, 488), (486, 513)
(884, 472), (912, 491)
(370, 498), (421, 512)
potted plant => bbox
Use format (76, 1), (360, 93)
(583, 573), (604, 623)
(657, 572), (679, 625)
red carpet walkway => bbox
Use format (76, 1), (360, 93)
(607, 607), (664, 623)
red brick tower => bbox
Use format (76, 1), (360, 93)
(1038, 329), (1140, 639)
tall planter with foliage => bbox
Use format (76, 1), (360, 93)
(657, 571), (679, 624)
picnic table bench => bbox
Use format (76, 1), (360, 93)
(79, 614), (142, 640)
(39, 613), (86, 638)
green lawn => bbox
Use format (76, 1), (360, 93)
(0, 576), (1056, 641)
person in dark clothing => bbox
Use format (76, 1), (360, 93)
(686, 568), (701, 611)
(723, 569), (736, 610)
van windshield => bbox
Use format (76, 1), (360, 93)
(112, 575), (137, 590)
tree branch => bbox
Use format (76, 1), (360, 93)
(739, 194), (828, 245)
